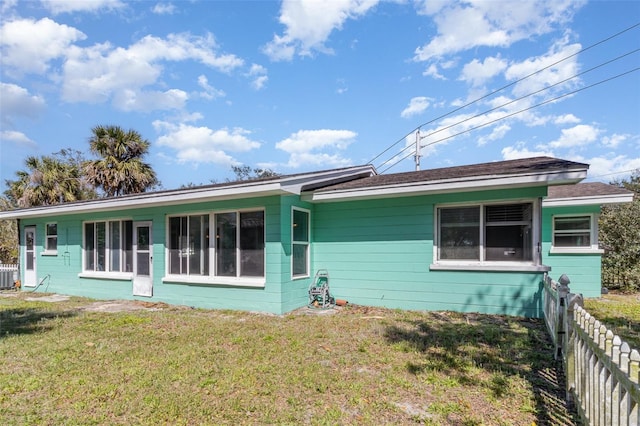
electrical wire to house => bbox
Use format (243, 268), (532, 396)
(368, 22), (640, 173)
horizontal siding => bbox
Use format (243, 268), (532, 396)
(313, 194), (546, 318)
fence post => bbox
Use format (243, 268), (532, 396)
(564, 291), (583, 405)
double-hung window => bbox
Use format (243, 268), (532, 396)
(551, 214), (600, 252)
(44, 223), (57, 253)
(292, 208), (310, 278)
(84, 220), (133, 272)
(435, 201), (540, 269)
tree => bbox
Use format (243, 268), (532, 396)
(600, 170), (640, 292)
(3, 149), (94, 208)
(229, 165), (279, 182)
(84, 125), (159, 197)
(0, 197), (18, 263)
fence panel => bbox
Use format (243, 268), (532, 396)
(543, 274), (640, 426)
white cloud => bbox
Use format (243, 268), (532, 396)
(574, 154), (640, 181)
(602, 133), (629, 148)
(422, 63), (446, 80)
(152, 2), (176, 15)
(477, 123), (510, 146)
(460, 55), (507, 87)
(0, 130), (37, 148)
(0, 83), (46, 126)
(197, 75), (225, 100)
(401, 97), (432, 118)
(545, 124), (600, 149)
(40, 0), (125, 14)
(247, 64), (268, 90)
(414, 0), (585, 62)
(554, 114), (580, 125)
(276, 129), (356, 168)
(263, 0), (379, 61)
(501, 143), (554, 160)
(60, 32), (243, 111)
(154, 121), (261, 165)
(0, 17), (86, 76)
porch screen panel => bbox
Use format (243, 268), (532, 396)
(110, 221), (121, 272)
(85, 223), (95, 271)
(240, 211), (264, 277)
(123, 221), (133, 272)
(216, 212), (237, 277)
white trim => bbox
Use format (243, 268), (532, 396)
(543, 193), (634, 207)
(291, 206), (311, 279)
(41, 250), (58, 256)
(305, 170), (586, 203)
(550, 213), (600, 252)
(0, 166), (375, 219)
(162, 275), (265, 288)
(432, 198), (543, 267)
(78, 272), (133, 281)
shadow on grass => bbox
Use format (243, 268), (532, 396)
(383, 313), (580, 425)
(0, 307), (76, 338)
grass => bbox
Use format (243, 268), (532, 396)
(583, 292), (640, 350)
(0, 292), (578, 425)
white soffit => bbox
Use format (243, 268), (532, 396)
(543, 193), (635, 207)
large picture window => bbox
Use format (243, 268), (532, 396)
(292, 208), (310, 277)
(84, 220), (132, 272)
(437, 202), (536, 264)
(552, 215), (597, 250)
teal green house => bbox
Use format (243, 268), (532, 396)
(1, 157), (632, 317)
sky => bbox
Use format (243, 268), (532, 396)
(1, 0), (639, 193)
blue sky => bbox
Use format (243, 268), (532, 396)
(1, 0), (639, 193)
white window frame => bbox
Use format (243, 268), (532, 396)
(163, 208), (266, 288)
(550, 213), (603, 254)
(79, 219), (134, 280)
(43, 222), (58, 255)
(291, 207), (311, 279)
(431, 198), (548, 272)
(165, 212), (210, 277)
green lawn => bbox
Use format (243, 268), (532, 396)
(0, 292), (578, 425)
(583, 292), (640, 350)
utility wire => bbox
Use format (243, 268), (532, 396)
(377, 48), (639, 171)
(368, 21), (640, 166)
(379, 67), (640, 173)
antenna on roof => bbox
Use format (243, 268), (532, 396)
(414, 129), (422, 171)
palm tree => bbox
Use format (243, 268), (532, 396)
(84, 125), (159, 197)
(4, 152), (92, 208)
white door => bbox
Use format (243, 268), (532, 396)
(132, 222), (153, 297)
(24, 226), (37, 287)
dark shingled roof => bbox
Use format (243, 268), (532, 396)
(547, 182), (634, 199)
(313, 156), (588, 192)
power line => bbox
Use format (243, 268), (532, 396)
(368, 21), (640, 167)
(379, 67), (640, 173)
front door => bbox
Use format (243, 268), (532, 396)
(23, 226), (37, 287)
(133, 222), (153, 297)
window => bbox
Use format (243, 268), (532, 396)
(45, 223), (57, 253)
(292, 208), (310, 277)
(552, 215), (599, 252)
(168, 214), (209, 276)
(84, 220), (132, 272)
(215, 211), (264, 278)
(436, 201), (538, 265)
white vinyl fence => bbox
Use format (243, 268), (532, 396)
(544, 273), (640, 426)
(0, 263), (19, 290)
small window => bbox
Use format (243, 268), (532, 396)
(45, 223), (57, 252)
(292, 208), (310, 277)
(552, 215), (596, 249)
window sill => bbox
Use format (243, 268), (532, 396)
(549, 247), (604, 255)
(78, 272), (133, 281)
(162, 275), (265, 288)
(430, 262), (550, 272)
(41, 251), (57, 256)
(292, 274), (310, 280)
